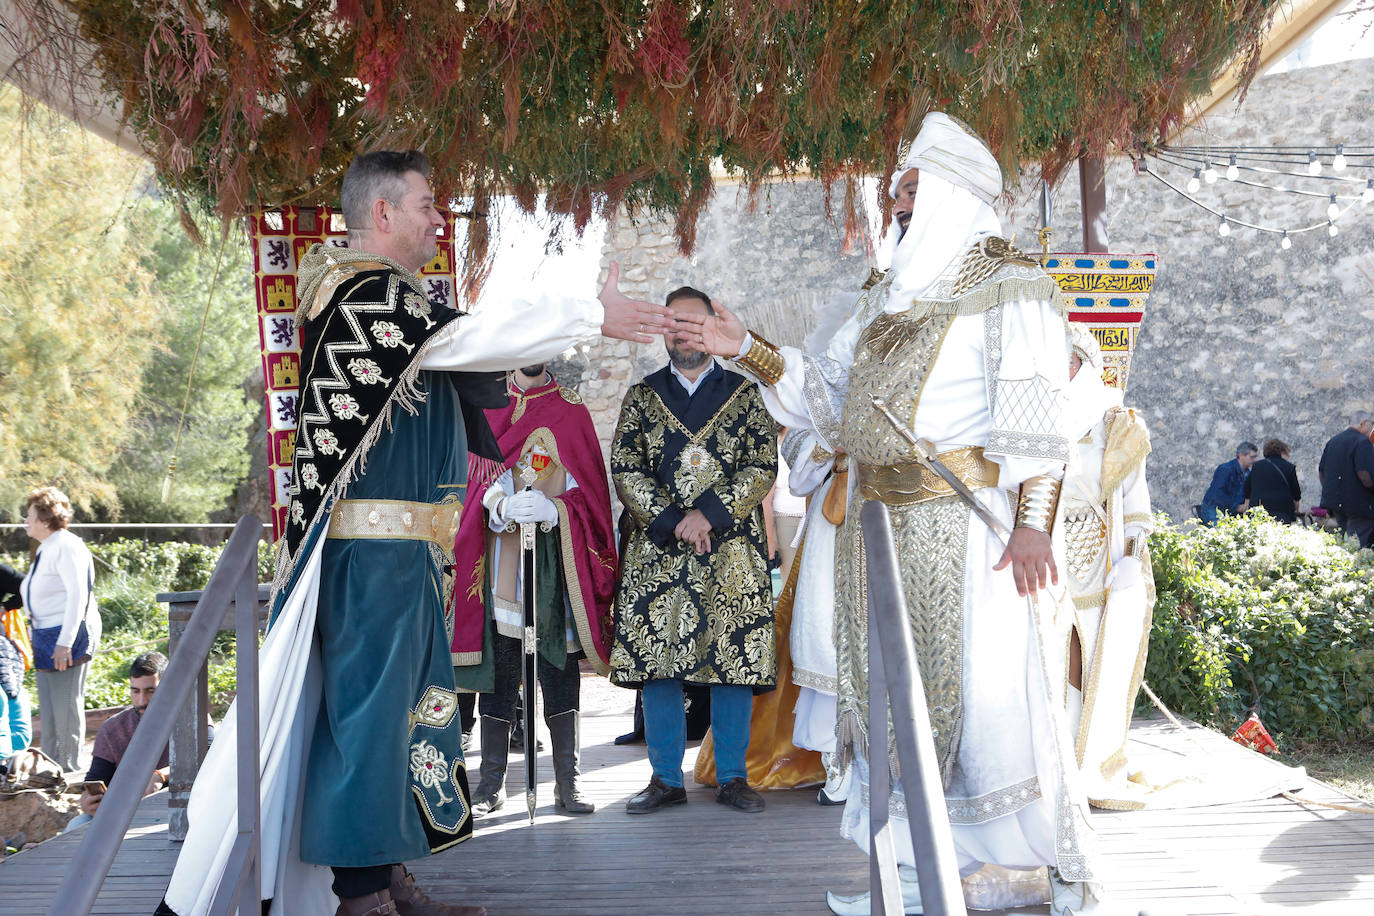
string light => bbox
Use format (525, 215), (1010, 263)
(1145, 147), (1374, 242)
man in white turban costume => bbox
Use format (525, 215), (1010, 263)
(1056, 324), (1155, 810)
(677, 112), (1115, 915)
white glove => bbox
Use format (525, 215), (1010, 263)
(1105, 556), (1142, 592)
(504, 489), (559, 527)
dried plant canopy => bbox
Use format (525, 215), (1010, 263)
(5, 0), (1279, 283)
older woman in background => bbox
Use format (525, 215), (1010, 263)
(22, 487), (101, 772)
(1243, 438), (1302, 524)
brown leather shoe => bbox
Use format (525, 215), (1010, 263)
(389, 865), (486, 916)
(335, 891), (398, 916)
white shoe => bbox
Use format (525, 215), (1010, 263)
(820, 758), (854, 804)
(825, 867), (923, 915)
(1049, 869), (1117, 915)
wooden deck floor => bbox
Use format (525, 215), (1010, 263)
(3, 681), (1373, 915)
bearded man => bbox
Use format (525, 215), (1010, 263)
(158, 150), (671, 916)
(678, 113), (1114, 915)
(609, 286), (778, 816)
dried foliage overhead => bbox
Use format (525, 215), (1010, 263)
(9, 0), (1279, 255)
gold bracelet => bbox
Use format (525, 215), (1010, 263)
(1124, 534), (1147, 559)
(1015, 475), (1062, 535)
(735, 331), (785, 386)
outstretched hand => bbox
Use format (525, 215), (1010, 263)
(670, 299), (748, 358)
(992, 527), (1058, 597)
(599, 261), (674, 343)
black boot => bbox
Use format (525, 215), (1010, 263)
(471, 716), (509, 817)
(547, 710), (594, 814)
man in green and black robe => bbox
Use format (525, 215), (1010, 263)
(161, 151), (671, 916)
(609, 286), (778, 816)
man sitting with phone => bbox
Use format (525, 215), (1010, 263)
(68, 652), (186, 830)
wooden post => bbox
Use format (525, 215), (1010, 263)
(1079, 156), (1110, 253)
(162, 584), (269, 842)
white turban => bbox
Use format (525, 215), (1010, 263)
(887, 112), (1002, 206)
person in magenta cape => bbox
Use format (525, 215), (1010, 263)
(451, 363), (618, 816)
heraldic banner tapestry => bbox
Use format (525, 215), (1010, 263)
(1045, 253), (1156, 392)
(247, 206), (461, 540)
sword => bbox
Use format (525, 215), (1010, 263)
(514, 465), (540, 823)
(869, 396), (1014, 545)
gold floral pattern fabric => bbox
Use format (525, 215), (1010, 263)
(609, 377), (778, 689)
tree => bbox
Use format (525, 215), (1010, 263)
(0, 90), (259, 522)
(0, 89), (160, 515)
(7, 1), (1282, 285)
(100, 204), (258, 524)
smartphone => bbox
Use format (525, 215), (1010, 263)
(83, 780), (107, 796)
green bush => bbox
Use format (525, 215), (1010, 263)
(8, 536), (275, 713)
(1144, 512), (1374, 742)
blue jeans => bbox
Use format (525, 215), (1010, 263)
(642, 679), (752, 788)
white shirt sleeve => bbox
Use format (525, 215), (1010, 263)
(420, 295), (605, 372)
(52, 536), (90, 648)
(983, 296), (1071, 489)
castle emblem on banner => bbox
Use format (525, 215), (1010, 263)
(248, 206), (461, 540)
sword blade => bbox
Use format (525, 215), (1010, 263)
(869, 397), (1014, 545)
(521, 512), (538, 824)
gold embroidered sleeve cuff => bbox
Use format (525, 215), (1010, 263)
(1015, 475), (1062, 535)
(734, 331), (785, 386)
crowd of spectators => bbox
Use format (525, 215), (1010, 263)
(1199, 411), (1374, 547)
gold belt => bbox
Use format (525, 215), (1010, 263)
(327, 498), (461, 546)
(855, 446), (999, 506)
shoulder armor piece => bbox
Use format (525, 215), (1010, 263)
(559, 386), (584, 405)
(949, 237), (1044, 299)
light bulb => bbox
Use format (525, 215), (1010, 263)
(1280, 231), (1291, 250)
(1328, 194), (1341, 220)
(1333, 145), (1347, 171)
(1328, 221), (1339, 238)
(1307, 151), (1321, 176)
(1187, 169), (1201, 193)
(1203, 161), (1218, 184)
(1218, 216), (1230, 237)
(1363, 179), (1374, 204)
(1226, 155), (1239, 181)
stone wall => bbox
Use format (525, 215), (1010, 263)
(580, 56), (1374, 522)
(1002, 55), (1374, 520)
(579, 181), (874, 460)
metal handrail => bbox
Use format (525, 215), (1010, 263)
(48, 516), (264, 916)
(862, 501), (967, 916)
